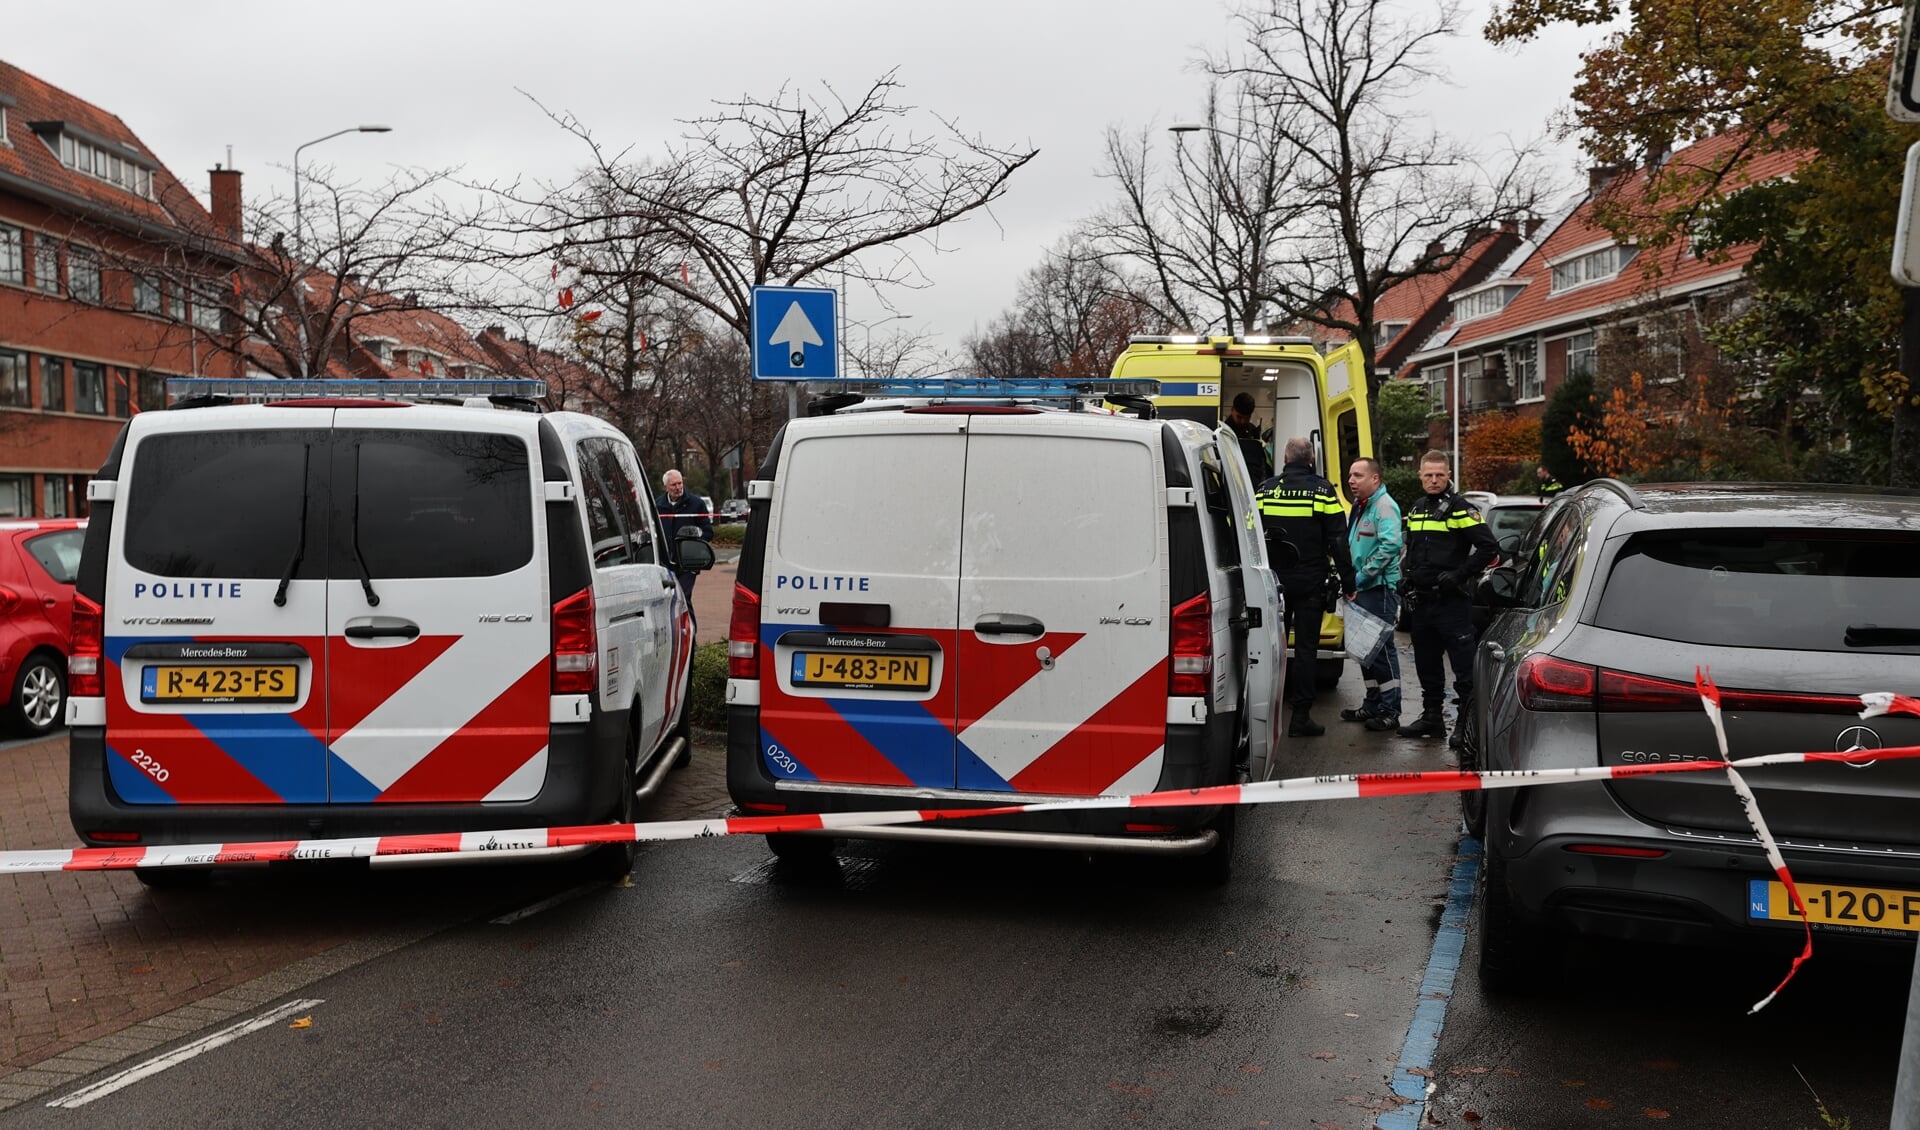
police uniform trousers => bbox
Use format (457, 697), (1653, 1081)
(1409, 590), (1475, 713)
(1277, 571), (1326, 709)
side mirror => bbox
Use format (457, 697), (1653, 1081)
(676, 535), (716, 573)
(1477, 565), (1520, 607)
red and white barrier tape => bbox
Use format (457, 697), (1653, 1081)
(12, 679), (1916, 1009)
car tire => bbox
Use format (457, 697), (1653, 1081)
(767, 833), (836, 864)
(1475, 844), (1549, 993)
(11, 652), (65, 737)
(134, 867), (212, 890)
(1457, 704), (1486, 840)
(1186, 805), (1237, 887)
(584, 718), (642, 882)
(1315, 657), (1343, 691)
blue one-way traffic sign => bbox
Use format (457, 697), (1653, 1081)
(751, 285), (838, 381)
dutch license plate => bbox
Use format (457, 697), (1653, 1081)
(1748, 879), (1920, 934)
(791, 651), (930, 691)
(141, 664), (298, 704)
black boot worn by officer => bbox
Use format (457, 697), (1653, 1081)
(1398, 711), (1446, 739)
(1289, 710), (1326, 737)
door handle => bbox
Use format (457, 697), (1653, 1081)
(344, 617), (421, 640)
(974, 615), (1044, 637)
(1483, 643), (1505, 664)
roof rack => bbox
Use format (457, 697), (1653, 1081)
(807, 378), (1159, 399)
(1584, 477), (1646, 510)
(1126, 334), (1315, 347)
(163, 378), (548, 404)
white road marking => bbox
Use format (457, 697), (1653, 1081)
(489, 882), (598, 925)
(45, 999), (324, 1109)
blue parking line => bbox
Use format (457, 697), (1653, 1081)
(1377, 834), (1481, 1130)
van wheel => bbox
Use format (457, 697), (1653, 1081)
(767, 833), (835, 864)
(1314, 658), (1343, 690)
(584, 727), (642, 881)
(670, 665), (693, 769)
(1475, 845), (1550, 993)
(134, 867), (212, 890)
(1186, 806), (1237, 887)
(11, 653), (65, 737)
(1457, 706), (1486, 840)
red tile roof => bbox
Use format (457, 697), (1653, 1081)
(0, 59), (214, 235)
(1424, 133), (1807, 354)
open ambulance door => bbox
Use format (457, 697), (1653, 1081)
(1319, 340), (1373, 509)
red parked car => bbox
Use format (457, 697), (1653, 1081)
(1, 519), (85, 736)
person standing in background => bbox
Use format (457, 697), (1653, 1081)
(655, 469), (713, 620)
(1342, 457), (1403, 732)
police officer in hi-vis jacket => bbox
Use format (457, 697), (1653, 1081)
(1256, 436), (1355, 737)
(1398, 451), (1497, 745)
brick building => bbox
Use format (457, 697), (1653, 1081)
(1402, 133), (1803, 425)
(0, 60), (243, 518)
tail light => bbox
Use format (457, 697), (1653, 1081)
(87, 830), (141, 844)
(551, 587), (597, 694)
(729, 583), (762, 679)
(1596, 669), (1697, 712)
(1169, 592), (1213, 697)
(1565, 843), (1667, 859)
(1516, 654), (1594, 711)
(69, 593), (104, 698)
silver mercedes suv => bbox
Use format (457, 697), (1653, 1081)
(1461, 480), (1920, 989)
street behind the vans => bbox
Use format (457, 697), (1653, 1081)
(0, 667), (1904, 1128)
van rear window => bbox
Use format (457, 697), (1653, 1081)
(344, 430), (533, 579)
(1594, 529), (1920, 653)
(124, 429), (321, 578)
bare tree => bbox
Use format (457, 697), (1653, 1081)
(1221, 0), (1546, 395)
(74, 165), (473, 382)
(492, 72), (1035, 348)
(967, 233), (1161, 377)
(1088, 80), (1309, 335)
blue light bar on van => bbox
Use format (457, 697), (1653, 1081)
(811, 378), (1159, 398)
(164, 378), (548, 402)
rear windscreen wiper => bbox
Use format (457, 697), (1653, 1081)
(1845, 624), (1920, 647)
(272, 443), (312, 608)
(350, 443), (380, 607)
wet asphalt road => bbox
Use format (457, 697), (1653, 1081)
(2, 661), (1910, 1128)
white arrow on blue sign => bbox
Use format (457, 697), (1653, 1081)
(751, 285), (839, 381)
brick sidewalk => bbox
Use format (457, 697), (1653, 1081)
(0, 728), (732, 1078)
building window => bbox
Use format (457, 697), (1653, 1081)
(133, 274), (162, 313)
(191, 287), (225, 332)
(1509, 337), (1542, 401)
(0, 474), (29, 518)
(1422, 365), (1449, 413)
(1452, 287), (1508, 322)
(136, 371), (168, 412)
(31, 235), (58, 293)
(113, 368), (131, 417)
(55, 132), (155, 199)
(365, 339), (388, 361)
(0, 349), (28, 407)
(1566, 331), (1596, 380)
(166, 285), (186, 321)
(1550, 245), (1638, 293)
(42, 476), (67, 518)
(0, 224), (21, 285)
(69, 251), (100, 303)
(39, 356), (65, 411)
(73, 361), (106, 414)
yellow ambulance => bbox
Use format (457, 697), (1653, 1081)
(1110, 335), (1374, 688)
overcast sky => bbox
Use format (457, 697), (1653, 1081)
(12, 0), (1605, 359)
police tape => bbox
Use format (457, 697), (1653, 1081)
(9, 678), (1915, 1008)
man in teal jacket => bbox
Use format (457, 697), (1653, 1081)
(1342, 457), (1403, 731)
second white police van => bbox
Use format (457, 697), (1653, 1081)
(66, 378), (712, 883)
(725, 379), (1287, 882)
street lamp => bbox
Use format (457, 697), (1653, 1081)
(290, 125), (391, 377)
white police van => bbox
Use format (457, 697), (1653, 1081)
(66, 379), (712, 882)
(725, 379), (1286, 882)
